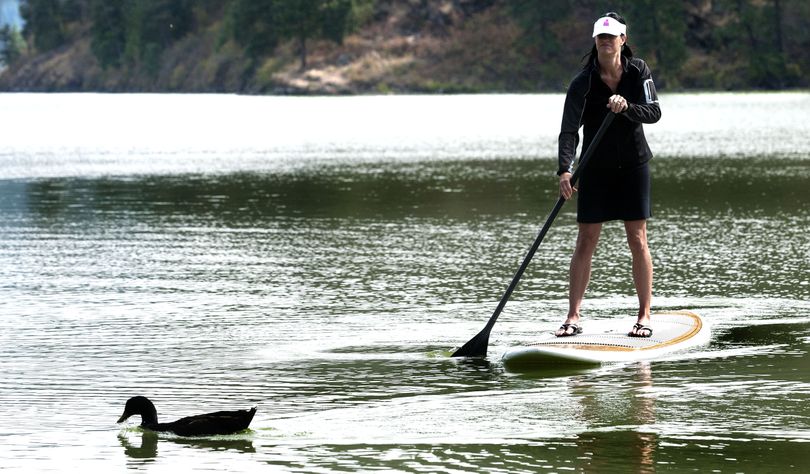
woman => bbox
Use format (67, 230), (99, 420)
(555, 12), (661, 338)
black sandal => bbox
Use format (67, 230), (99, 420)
(556, 323), (583, 337)
(628, 323), (653, 338)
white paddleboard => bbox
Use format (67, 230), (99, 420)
(502, 310), (709, 369)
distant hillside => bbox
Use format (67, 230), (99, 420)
(1, 0), (809, 93)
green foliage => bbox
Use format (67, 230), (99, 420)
(711, 0), (802, 89)
(508, 0), (571, 50)
(124, 0), (194, 75)
(90, 0), (125, 69)
(88, 0), (194, 75)
(317, 0), (353, 45)
(228, 0), (355, 69)
(779, 0), (810, 86)
(226, 0), (280, 60)
(502, 1), (571, 89)
(347, 0), (375, 30)
(617, 0), (687, 88)
(506, 0), (689, 88)
(506, 0), (809, 90)
(20, 0), (66, 52)
(60, 0), (89, 23)
(0, 25), (27, 65)
(736, 0), (784, 88)
(9, 0), (810, 91)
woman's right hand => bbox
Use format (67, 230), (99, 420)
(559, 172), (576, 200)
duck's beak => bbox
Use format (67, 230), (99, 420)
(117, 411), (131, 423)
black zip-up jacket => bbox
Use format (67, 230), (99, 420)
(557, 56), (661, 176)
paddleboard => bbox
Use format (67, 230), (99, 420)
(502, 310), (709, 369)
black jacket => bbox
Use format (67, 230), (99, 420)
(557, 56), (661, 175)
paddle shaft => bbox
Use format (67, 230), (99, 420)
(451, 112), (616, 358)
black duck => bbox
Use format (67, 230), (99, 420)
(117, 396), (256, 436)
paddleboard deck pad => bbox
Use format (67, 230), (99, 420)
(502, 311), (709, 369)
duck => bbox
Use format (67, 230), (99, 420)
(117, 396), (257, 437)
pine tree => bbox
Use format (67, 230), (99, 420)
(229, 0), (353, 70)
(90, 0), (126, 69)
(20, 0), (65, 52)
(0, 25), (26, 65)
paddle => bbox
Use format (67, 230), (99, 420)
(451, 112), (616, 358)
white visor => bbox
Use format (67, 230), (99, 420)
(592, 17), (626, 37)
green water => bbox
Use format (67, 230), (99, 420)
(0, 93), (808, 472)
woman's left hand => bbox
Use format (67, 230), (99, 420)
(607, 94), (628, 113)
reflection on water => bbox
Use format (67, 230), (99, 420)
(118, 430), (256, 460)
(119, 431), (159, 460)
(0, 93), (809, 472)
(572, 363), (657, 473)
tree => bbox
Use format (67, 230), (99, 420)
(712, 0), (792, 89)
(61, 0), (89, 23)
(226, 0), (280, 60)
(618, 0), (687, 89)
(508, 0), (571, 49)
(278, 0), (353, 70)
(20, 0), (66, 52)
(778, 0), (810, 86)
(0, 25), (27, 65)
(504, 0), (578, 88)
(229, 0), (354, 70)
(90, 0), (126, 69)
(122, 0), (194, 75)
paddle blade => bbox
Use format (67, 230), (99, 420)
(450, 329), (490, 358)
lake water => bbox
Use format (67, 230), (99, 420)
(1, 93), (809, 472)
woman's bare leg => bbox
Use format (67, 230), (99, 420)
(625, 219), (652, 334)
(557, 223), (602, 335)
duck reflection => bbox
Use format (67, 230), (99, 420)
(118, 430), (256, 462)
(118, 431), (158, 460)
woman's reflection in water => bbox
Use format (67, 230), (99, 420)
(572, 362), (657, 472)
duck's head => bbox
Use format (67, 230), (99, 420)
(117, 396), (159, 425)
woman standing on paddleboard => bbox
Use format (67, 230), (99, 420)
(555, 12), (661, 338)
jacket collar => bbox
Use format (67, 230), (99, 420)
(591, 54), (630, 73)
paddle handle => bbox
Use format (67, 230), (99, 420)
(569, 114), (615, 186)
(451, 112), (615, 357)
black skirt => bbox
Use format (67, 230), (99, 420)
(576, 163), (651, 223)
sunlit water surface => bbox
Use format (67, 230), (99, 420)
(1, 93), (809, 472)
